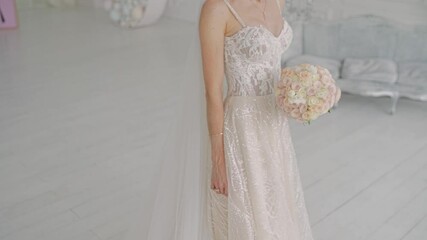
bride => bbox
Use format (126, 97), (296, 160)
(124, 0), (315, 239)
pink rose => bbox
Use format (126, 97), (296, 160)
(335, 88), (341, 104)
(320, 75), (332, 85)
(299, 104), (308, 113)
(291, 109), (302, 119)
(330, 96), (336, 107)
(322, 104), (329, 113)
(313, 80), (322, 89)
(282, 99), (289, 107)
(314, 104), (323, 113)
(282, 68), (293, 76)
(291, 82), (301, 91)
(300, 63), (312, 69)
(318, 68), (327, 75)
(307, 87), (316, 96)
(298, 70), (312, 82)
(302, 112), (311, 121)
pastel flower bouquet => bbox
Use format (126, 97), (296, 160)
(275, 63), (341, 125)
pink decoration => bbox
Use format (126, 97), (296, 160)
(0, 0), (18, 29)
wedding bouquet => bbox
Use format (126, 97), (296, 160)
(275, 63), (341, 125)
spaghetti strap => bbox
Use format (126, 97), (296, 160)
(223, 0), (246, 27)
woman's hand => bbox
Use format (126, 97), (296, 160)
(211, 158), (228, 196)
(200, 0), (228, 197)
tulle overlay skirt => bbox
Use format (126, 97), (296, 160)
(207, 93), (315, 240)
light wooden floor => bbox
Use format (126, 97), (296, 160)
(1, 7), (426, 240)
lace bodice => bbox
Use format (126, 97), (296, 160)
(223, 0), (293, 97)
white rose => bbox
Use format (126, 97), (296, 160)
(308, 96), (320, 106)
(307, 65), (317, 74)
(312, 73), (320, 81)
(297, 88), (306, 96)
(287, 90), (296, 98)
(316, 88), (329, 99)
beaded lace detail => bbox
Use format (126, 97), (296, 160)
(223, 0), (293, 96)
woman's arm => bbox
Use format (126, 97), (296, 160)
(199, 0), (225, 139)
(279, 0), (286, 12)
(199, 0), (227, 157)
(199, 0), (228, 196)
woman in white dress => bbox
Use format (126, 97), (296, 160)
(199, 0), (315, 239)
(123, 0), (315, 239)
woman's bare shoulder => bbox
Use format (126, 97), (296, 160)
(199, 0), (228, 24)
(278, 0), (286, 9)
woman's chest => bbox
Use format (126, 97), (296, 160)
(224, 23), (293, 63)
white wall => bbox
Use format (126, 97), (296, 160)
(164, 0), (427, 25)
(16, 0), (46, 9)
(15, 0), (97, 10)
(15, 0), (427, 25)
(164, 0), (200, 23)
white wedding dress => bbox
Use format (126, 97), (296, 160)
(123, 0), (315, 239)
(207, 0), (315, 239)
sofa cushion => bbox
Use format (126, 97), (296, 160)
(284, 54), (341, 80)
(397, 62), (427, 86)
(341, 58), (398, 83)
(336, 78), (396, 96)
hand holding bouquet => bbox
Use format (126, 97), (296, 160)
(275, 63), (341, 125)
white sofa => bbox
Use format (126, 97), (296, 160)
(282, 14), (427, 114)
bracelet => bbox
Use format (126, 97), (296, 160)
(209, 132), (224, 137)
